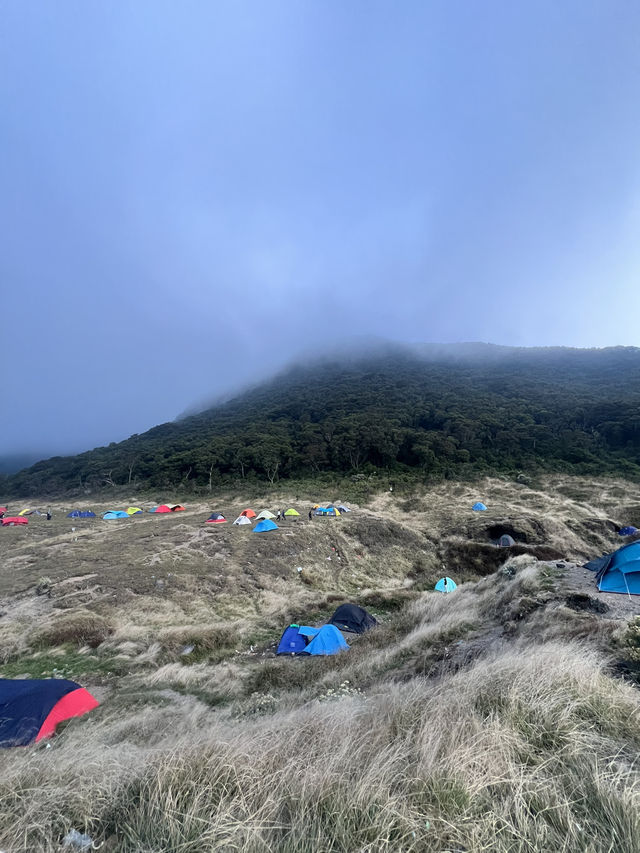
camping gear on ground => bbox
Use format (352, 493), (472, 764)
(435, 577), (457, 593)
(205, 513), (226, 524)
(619, 526), (638, 536)
(590, 542), (640, 595)
(253, 519), (278, 532)
(233, 515), (252, 525)
(241, 509), (256, 518)
(1, 517), (27, 526)
(498, 534), (516, 547)
(0, 678), (99, 747)
(126, 507), (143, 515)
(66, 511), (96, 518)
(149, 505), (171, 513)
(103, 511), (129, 519)
(472, 502), (487, 511)
(329, 603), (377, 634)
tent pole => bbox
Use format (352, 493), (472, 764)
(623, 571), (632, 602)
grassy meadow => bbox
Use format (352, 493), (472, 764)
(0, 475), (639, 851)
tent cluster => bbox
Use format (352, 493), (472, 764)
(0, 678), (98, 748)
(204, 505), (349, 529)
(277, 603), (377, 656)
(67, 510), (96, 518)
(101, 504), (185, 520)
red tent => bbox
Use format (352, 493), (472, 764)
(205, 513), (226, 524)
(170, 505), (185, 512)
(241, 509), (257, 518)
(151, 505), (172, 513)
(2, 517), (28, 526)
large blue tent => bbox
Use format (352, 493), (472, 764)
(300, 624), (349, 655)
(594, 542), (640, 595)
(254, 519), (278, 532)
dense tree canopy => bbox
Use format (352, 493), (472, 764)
(5, 346), (640, 496)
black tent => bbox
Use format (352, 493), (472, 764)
(329, 603), (377, 634)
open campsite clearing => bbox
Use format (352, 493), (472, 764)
(1, 476), (640, 850)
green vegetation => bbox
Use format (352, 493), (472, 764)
(5, 345), (640, 496)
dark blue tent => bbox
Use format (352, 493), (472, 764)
(594, 542), (640, 595)
(0, 678), (99, 747)
(619, 526), (638, 536)
(276, 624), (318, 654)
(67, 511), (96, 518)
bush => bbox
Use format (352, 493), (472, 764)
(37, 611), (113, 648)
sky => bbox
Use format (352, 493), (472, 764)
(2, 0), (640, 458)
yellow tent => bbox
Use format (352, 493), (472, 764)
(126, 507), (143, 515)
(18, 508), (32, 516)
(284, 508), (300, 517)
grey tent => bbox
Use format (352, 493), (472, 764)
(498, 534), (516, 547)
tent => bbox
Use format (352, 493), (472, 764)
(67, 511), (96, 518)
(284, 508), (300, 517)
(233, 515), (252, 525)
(300, 624), (349, 656)
(205, 513), (226, 524)
(594, 542), (640, 595)
(472, 502), (487, 511)
(277, 624), (318, 654)
(256, 509), (276, 520)
(329, 603), (377, 634)
(150, 505), (171, 514)
(2, 517), (27, 526)
(126, 507), (143, 515)
(619, 526), (638, 537)
(435, 577), (457, 593)
(498, 534), (516, 547)
(336, 505), (350, 513)
(241, 509), (256, 519)
(103, 511), (129, 519)
(254, 519), (278, 532)
(170, 505), (185, 512)
(18, 509), (34, 516)
(0, 507), (8, 513)
(315, 507), (340, 516)
(0, 678), (98, 748)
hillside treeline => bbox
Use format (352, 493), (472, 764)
(5, 347), (640, 495)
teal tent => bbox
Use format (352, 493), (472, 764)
(595, 542), (640, 595)
(435, 577), (457, 593)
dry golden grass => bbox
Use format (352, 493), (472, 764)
(0, 476), (639, 850)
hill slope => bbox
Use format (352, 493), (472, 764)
(5, 343), (640, 496)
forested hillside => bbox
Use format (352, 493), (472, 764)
(5, 345), (640, 496)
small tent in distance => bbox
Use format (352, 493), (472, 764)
(284, 508), (300, 518)
(277, 624), (317, 654)
(126, 507), (143, 515)
(1, 517), (27, 526)
(205, 513), (226, 524)
(329, 603), (377, 634)
(149, 505), (171, 514)
(256, 509), (276, 520)
(0, 678), (98, 747)
(170, 505), (185, 512)
(435, 577), (457, 593)
(103, 511), (129, 520)
(300, 625), (349, 655)
(619, 526), (638, 537)
(472, 502), (487, 511)
(67, 510), (96, 518)
(241, 509), (256, 519)
(233, 515), (252, 526)
(498, 534), (516, 547)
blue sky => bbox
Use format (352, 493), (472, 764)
(2, 1), (640, 456)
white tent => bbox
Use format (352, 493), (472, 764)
(233, 515), (252, 525)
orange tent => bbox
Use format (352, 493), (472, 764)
(241, 509), (256, 518)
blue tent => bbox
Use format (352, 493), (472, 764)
(595, 542), (640, 595)
(300, 624), (349, 656)
(254, 519), (278, 532)
(472, 502), (487, 511)
(619, 526), (638, 536)
(103, 511), (129, 520)
(67, 511), (96, 518)
(435, 577), (457, 593)
(276, 624), (319, 655)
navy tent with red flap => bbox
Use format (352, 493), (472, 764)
(0, 678), (99, 747)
